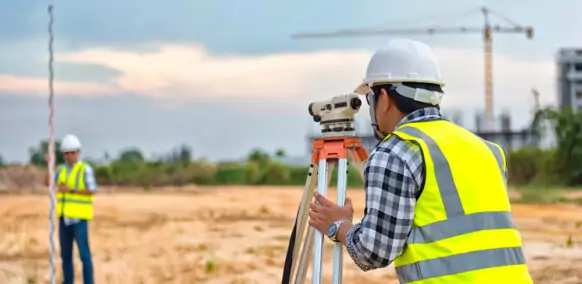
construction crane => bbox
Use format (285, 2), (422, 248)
(291, 6), (533, 132)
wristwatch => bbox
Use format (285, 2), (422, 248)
(326, 219), (351, 242)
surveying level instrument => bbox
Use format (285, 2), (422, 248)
(308, 93), (362, 138)
(282, 94), (369, 284)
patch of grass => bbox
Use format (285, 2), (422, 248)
(205, 259), (216, 274)
(566, 235), (574, 248)
(514, 190), (563, 204)
(515, 185), (582, 191)
(197, 243), (208, 251)
(511, 187), (580, 204)
(258, 205), (270, 214)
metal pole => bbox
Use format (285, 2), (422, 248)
(312, 158), (328, 284)
(47, 5), (57, 284)
(332, 158), (348, 284)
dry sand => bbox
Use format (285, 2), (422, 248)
(1, 186), (581, 284)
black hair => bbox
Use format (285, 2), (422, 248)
(371, 82), (443, 114)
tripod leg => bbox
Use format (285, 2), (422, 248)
(294, 226), (314, 284)
(312, 158), (328, 284)
(295, 163), (334, 284)
(332, 158), (348, 284)
(284, 162), (319, 284)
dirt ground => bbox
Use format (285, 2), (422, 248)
(1, 186), (581, 284)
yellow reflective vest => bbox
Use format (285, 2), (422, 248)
(386, 119), (532, 283)
(56, 161), (95, 220)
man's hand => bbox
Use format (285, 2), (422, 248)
(309, 192), (354, 235)
(58, 184), (69, 192)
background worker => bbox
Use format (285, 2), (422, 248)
(44, 134), (96, 284)
(308, 38), (533, 283)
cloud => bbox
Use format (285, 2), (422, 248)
(56, 45), (372, 101)
(0, 42), (559, 163)
(0, 43), (556, 114)
(0, 74), (116, 96)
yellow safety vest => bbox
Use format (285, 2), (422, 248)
(386, 119), (532, 284)
(56, 161), (95, 220)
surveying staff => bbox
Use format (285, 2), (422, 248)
(308, 38), (533, 283)
(44, 134), (96, 284)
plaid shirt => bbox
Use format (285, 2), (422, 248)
(345, 107), (442, 271)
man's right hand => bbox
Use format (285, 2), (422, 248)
(58, 184), (69, 192)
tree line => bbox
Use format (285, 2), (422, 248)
(2, 106), (581, 189)
(22, 142), (364, 188)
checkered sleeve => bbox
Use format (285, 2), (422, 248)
(345, 138), (423, 271)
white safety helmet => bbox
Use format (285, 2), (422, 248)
(355, 38), (445, 140)
(354, 38), (445, 105)
(60, 134), (82, 152)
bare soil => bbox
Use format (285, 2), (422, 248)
(0, 186), (581, 284)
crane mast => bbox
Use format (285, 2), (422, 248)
(291, 6), (533, 132)
(483, 7), (494, 132)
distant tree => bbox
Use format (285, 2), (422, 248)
(260, 162), (291, 185)
(169, 144), (192, 166)
(532, 107), (582, 185)
(275, 148), (287, 158)
(28, 140), (64, 167)
(248, 148), (271, 167)
(0, 154), (5, 167)
(117, 148), (145, 163)
(103, 151), (111, 163)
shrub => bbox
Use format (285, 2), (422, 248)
(259, 162), (291, 185)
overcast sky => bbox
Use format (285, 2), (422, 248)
(1, 0), (580, 163)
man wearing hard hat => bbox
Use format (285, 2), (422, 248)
(45, 134), (96, 284)
(308, 38), (533, 283)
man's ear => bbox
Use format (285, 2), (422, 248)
(378, 88), (391, 112)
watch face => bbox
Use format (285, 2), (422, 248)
(326, 223), (338, 237)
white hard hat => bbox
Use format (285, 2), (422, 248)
(60, 134), (82, 152)
(354, 38), (445, 104)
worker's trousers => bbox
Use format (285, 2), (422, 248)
(59, 217), (94, 284)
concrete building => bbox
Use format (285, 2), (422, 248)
(557, 47), (582, 111)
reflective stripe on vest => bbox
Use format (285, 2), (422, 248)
(389, 121), (531, 283)
(56, 162), (94, 220)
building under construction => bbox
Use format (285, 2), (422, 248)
(556, 47), (582, 112)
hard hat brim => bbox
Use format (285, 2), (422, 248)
(353, 82), (371, 95)
(353, 79), (446, 95)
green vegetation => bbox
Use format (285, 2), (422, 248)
(509, 107), (582, 187)
(10, 107), (582, 194)
(23, 143), (364, 188)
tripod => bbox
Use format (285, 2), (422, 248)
(282, 137), (368, 284)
